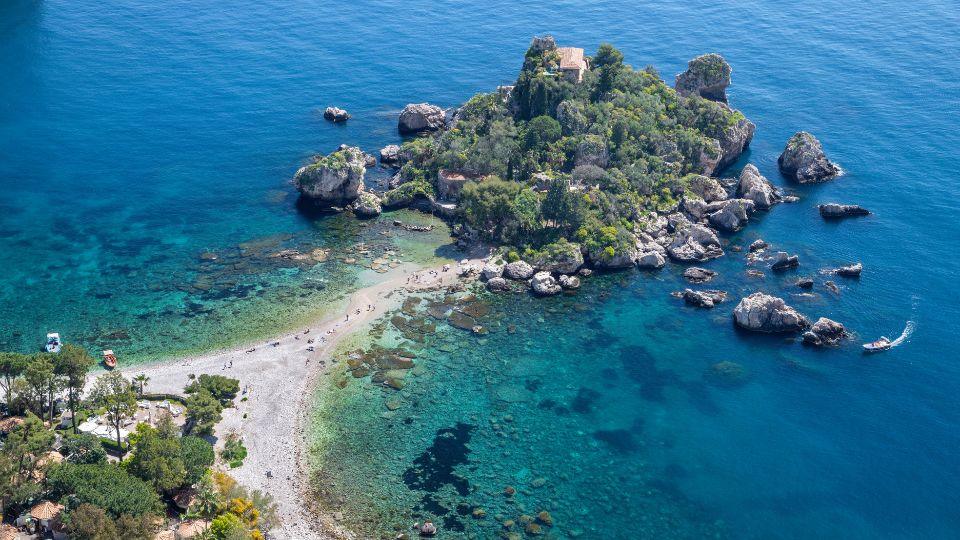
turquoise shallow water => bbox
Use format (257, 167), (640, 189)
(4, 0), (960, 537)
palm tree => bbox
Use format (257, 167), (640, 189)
(132, 374), (150, 396)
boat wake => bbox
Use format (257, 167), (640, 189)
(888, 320), (915, 348)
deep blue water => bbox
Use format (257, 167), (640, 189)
(3, 0), (960, 538)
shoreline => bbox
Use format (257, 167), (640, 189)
(116, 256), (483, 539)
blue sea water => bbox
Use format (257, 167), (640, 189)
(3, 0), (960, 538)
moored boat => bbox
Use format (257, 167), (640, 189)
(102, 349), (117, 369)
(862, 336), (891, 353)
(45, 333), (62, 353)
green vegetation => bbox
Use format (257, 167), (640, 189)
(221, 434), (248, 468)
(0, 343), (258, 538)
(384, 39), (745, 260)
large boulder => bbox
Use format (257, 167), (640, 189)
(486, 277), (510, 292)
(530, 272), (562, 296)
(532, 241), (583, 274)
(707, 198), (755, 232)
(733, 292), (810, 333)
(683, 267), (717, 284)
(636, 249), (666, 269)
(379, 144), (402, 165)
(737, 164), (781, 210)
(398, 103), (446, 134)
(503, 261), (535, 280)
(771, 251), (800, 271)
(323, 106), (350, 122)
(293, 146), (366, 204)
(675, 54), (732, 103)
(481, 260), (504, 280)
(802, 317), (848, 346)
(667, 224), (723, 263)
(682, 289), (728, 308)
(778, 131), (841, 183)
(558, 274), (581, 289)
(834, 262), (863, 277)
(819, 203), (870, 219)
(350, 191), (382, 218)
(588, 243), (638, 269)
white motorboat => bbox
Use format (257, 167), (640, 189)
(45, 332), (62, 353)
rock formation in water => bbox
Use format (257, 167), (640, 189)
(819, 203), (869, 219)
(778, 131), (841, 183)
(737, 164), (781, 210)
(293, 146), (366, 204)
(674, 53), (732, 103)
(733, 292), (809, 333)
(323, 106), (350, 122)
(802, 317), (848, 346)
(398, 103), (446, 134)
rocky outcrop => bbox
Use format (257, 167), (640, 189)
(588, 244), (638, 269)
(486, 277), (510, 292)
(323, 107), (350, 122)
(350, 191), (382, 218)
(834, 263), (862, 277)
(819, 203), (869, 219)
(707, 198), (755, 232)
(778, 132), (840, 183)
(398, 103), (446, 134)
(802, 317), (847, 346)
(503, 261), (535, 280)
(481, 261), (504, 281)
(684, 175), (728, 203)
(667, 224), (723, 263)
(379, 144), (401, 165)
(675, 54), (732, 103)
(749, 239), (768, 252)
(715, 113), (756, 172)
(771, 251), (800, 271)
(293, 146), (366, 204)
(532, 241), (583, 274)
(737, 164), (781, 210)
(636, 249), (666, 269)
(558, 274), (581, 289)
(683, 267), (717, 284)
(796, 277), (814, 289)
(682, 289), (728, 308)
(733, 292), (809, 333)
(530, 272), (561, 296)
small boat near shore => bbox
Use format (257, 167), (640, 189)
(102, 349), (117, 368)
(45, 332), (62, 353)
(863, 337), (891, 353)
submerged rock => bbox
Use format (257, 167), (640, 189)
(737, 164), (781, 210)
(503, 261), (535, 280)
(293, 146), (366, 204)
(530, 272), (561, 296)
(705, 361), (749, 387)
(323, 106), (350, 122)
(778, 131), (841, 183)
(802, 317), (848, 346)
(486, 277), (510, 292)
(819, 203), (870, 219)
(733, 292), (809, 333)
(398, 103), (445, 134)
